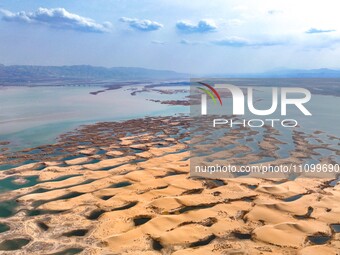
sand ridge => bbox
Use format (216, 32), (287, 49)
(0, 116), (339, 254)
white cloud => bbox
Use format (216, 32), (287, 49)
(179, 39), (202, 45)
(0, 8), (112, 33)
(213, 36), (250, 47)
(212, 36), (284, 47)
(176, 19), (217, 33)
(179, 35), (286, 47)
(151, 40), (165, 44)
(120, 17), (163, 31)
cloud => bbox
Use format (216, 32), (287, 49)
(299, 35), (340, 50)
(119, 17), (163, 31)
(0, 8), (111, 33)
(305, 28), (336, 34)
(179, 36), (284, 47)
(212, 36), (250, 47)
(151, 40), (165, 45)
(179, 39), (201, 45)
(176, 19), (217, 33)
(212, 36), (283, 47)
(227, 19), (243, 26)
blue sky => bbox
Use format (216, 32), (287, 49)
(0, 0), (339, 74)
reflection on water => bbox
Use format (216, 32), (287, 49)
(0, 85), (188, 151)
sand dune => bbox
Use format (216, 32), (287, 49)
(0, 116), (339, 254)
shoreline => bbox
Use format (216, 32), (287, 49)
(0, 115), (339, 254)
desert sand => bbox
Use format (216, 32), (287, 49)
(0, 116), (339, 254)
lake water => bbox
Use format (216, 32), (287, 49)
(0, 85), (188, 151)
(189, 83), (340, 171)
(0, 83), (339, 155)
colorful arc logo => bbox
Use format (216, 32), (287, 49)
(196, 82), (223, 106)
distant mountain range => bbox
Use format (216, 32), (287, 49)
(1, 64), (340, 86)
(0, 64), (188, 85)
(264, 68), (340, 78)
(212, 68), (340, 78)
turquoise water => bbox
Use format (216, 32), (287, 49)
(0, 85), (189, 151)
(190, 85), (340, 168)
(0, 176), (39, 192)
(204, 86), (340, 136)
(0, 85), (339, 162)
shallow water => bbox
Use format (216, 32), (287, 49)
(0, 85), (188, 151)
(308, 235), (331, 244)
(233, 232), (252, 239)
(331, 224), (340, 233)
(0, 223), (10, 233)
(283, 194), (304, 202)
(0, 199), (18, 218)
(49, 248), (83, 255)
(189, 235), (216, 247)
(63, 229), (88, 237)
(133, 217), (152, 226)
(0, 175), (39, 192)
(0, 238), (30, 251)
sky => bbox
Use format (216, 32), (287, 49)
(0, 0), (339, 74)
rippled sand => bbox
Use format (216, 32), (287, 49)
(0, 116), (339, 254)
